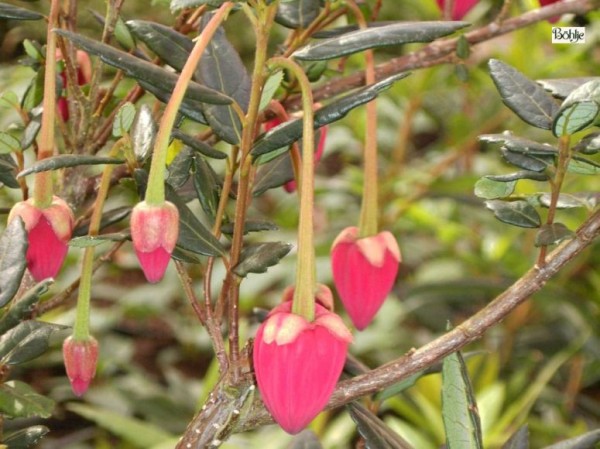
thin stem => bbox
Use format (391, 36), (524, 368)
(145, 2), (234, 205)
(268, 57), (316, 322)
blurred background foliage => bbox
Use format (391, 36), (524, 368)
(0, 0), (600, 448)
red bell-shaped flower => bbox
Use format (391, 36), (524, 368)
(8, 196), (74, 281)
(63, 336), (99, 396)
(130, 200), (179, 283)
(436, 0), (479, 20)
(331, 226), (401, 330)
(253, 298), (352, 434)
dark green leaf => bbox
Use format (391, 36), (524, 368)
(21, 109), (42, 150)
(252, 73), (408, 157)
(535, 223), (573, 247)
(538, 193), (593, 209)
(137, 80), (208, 125)
(287, 430), (324, 449)
(488, 59), (559, 130)
(474, 177), (516, 200)
(0, 381), (54, 419)
(312, 21), (399, 38)
(486, 171), (548, 182)
(501, 425), (529, 449)
(55, 30), (232, 106)
(198, 15), (251, 144)
(170, 0), (239, 11)
(442, 351), (483, 449)
(167, 146), (194, 189)
(456, 35), (470, 59)
(0, 3), (44, 20)
(18, 155), (125, 178)
(501, 148), (552, 172)
(69, 233), (130, 248)
(485, 200), (541, 228)
(0, 218), (28, 308)
(0, 154), (20, 188)
(131, 104), (156, 161)
(542, 429), (600, 449)
(73, 206), (131, 237)
(574, 132), (600, 154)
(22, 69), (44, 111)
(253, 152), (294, 196)
(2, 425), (50, 448)
(220, 219), (278, 235)
(553, 80), (600, 137)
(166, 187), (225, 257)
(479, 134), (557, 154)
(538, 77), (599, 99)
(233, 242), (293, 277)
(293, 21), (468, 61)
(348, 402), (415, 449)
(172, 129), (227, 159)
(0, 280), (53, 335)
(193, 156), (221, 218)
(276, 0), (320, 29)
(0, 320), (65, 365)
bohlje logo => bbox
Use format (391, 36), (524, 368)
(552, 27), (586, 44)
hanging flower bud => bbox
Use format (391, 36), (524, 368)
(130, 201), (179, 283)
(63, 336), (99, 396)
(436, 0), (479, 20)
(253, 299), (352, 434)
(331, 226), (401, 331)
(56, 50), (92, 122)
(8, 196), (74, 281)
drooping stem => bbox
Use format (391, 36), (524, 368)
(145, 2), (234, 205)
(268, 57), (316, 322)
(33, 0), (61, 209)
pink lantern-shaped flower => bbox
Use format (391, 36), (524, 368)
(56, 50), (92, 122)
(331, 226), (401, 330)
(130, 200), (179, 283)
(8, 196), (74, 281)
(63, 336), (99, 396)
(436, 0), (479, 20)
(253, 298), (352, 434)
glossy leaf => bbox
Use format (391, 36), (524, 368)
(167, 146), (194, 189)
(2, 425), (50, 449)
(172, 129), (227, 159)
(233, 242), (293, 277)
(501, 148), (552, 172)
(542, 429), (600, 449)
(276, 0), (320, 29)
(0, 3), (44, 20)
(193, 155), (221, 218)
(0, 218), (27, 308)
(293, 21), (468, 61)
(442, 351), (483, 449)
(170, 0), (239, 11)
(0, 381), (54, 419)
(538, 193), (592, 209)
(0, 280), (53, 335)
(137, 79), (208, 124)
(485, 200), (541, 228)
(55, 30), (232, 106)
(348, 402), (415, 449)
(253, 151), (294, 196)
(501, 425), (529, 449)
(0, 154), (20, 188)
(0, 320), (65, 366)
(288, 430), (323, 449)
(198, 15), (251, 144)
(487, 171), (548, 182)
(73, 206), (131, 237)
(18, 155), (125, 178)
(574, 132), (600, 154)
(252, 73), (408, 157)
(112, 102), (136, 137)
(488, 59), (559, 130)
(131, 104), (156, 161)
(69, 233), (130, 248)
(220, 219), (278, 235)
(535, 223), (573, 247)
(480, 134), (559, 155)
(537, 77), (598, 100)
(166, 187), (225, 257)
(474, 177), (516, 199)
(553, 80), (600, 136)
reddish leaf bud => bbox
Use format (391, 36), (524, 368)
(62, 336), (99, 396)
(331, 227), (401, 330)
(436, 0), (479, 20)
(8, 196), (74, 281)
(253, 300), (352, 434)
(130, 201), (179, 283)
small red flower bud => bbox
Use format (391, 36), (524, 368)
(331, 227), (401, 331)
(62, 336), (99, 396)
(436, 0), (479, 20)
(253, 299), (352, 434)
(130, 201), (179, 283)
(8, 196), (74, 281)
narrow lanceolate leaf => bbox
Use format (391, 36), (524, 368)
(172, 129), (227, 159)
(275, 0), (321, 29)
(170, 0), (238, 12)
(442, 351), (483, 449)
(193, 156), (221, 218)
(131, 104), (156, 161)
(348, 402), (415, 449)
(198, 16), (251, 144)
(479, 133), (558, 155)
(501, 425), (529, 449)
(0, 381), (54, 419)
(485, 200), (541, 228)
(537, 77), (599, 100)
(0, 279), (53, 335)
(542, 429), (600, 449)
(166, 187), (225, 257)
(233, 242), (293, 277)
(0, 218), (27, 308)
(253, 152), (294, 196)
(487, 171), (548, 182)
(18, 155), (125, 178)
(293, 21), (468, 61)
(220, 219), (278, 235)
(69, 233), (130, 248)
(553, 80), (600, 137)
(259, 71), (284, 111)
(55, 30), (232, 106)
(489, 59), (559, 130)
(0, 321), (65, 366)
(474, 177), (516, 200)
(252, 73), (408, 157)
(501, 148), (552, 172)
(2, 425), (50, 449)
(0, 154), (20, 188)
(535, 223), (573, 247)
(0, 3), (44, 20)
